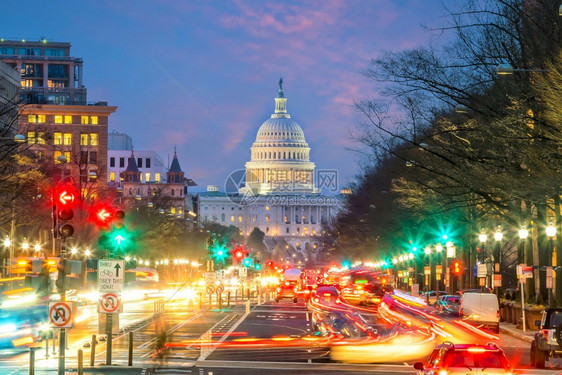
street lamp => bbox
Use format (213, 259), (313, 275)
(34, 243), (41, 252)
(22, 240), (29, 251)
(547, 222), (556, 307)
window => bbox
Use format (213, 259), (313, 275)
(137, 158), (142, 168)
(27, 131), (36, 143)
(155, 173), (160, 183)
(54, 151), (62, 163)
(146, 158), (151, 168)
(119, 158), (125, 168)
(64, 151), (71, 163)
(28, 114), (37, 123)
(221, 214), (225, 222)
(64, 115), (72, 124)
(63, 133), (72, 145)
(110, 172), (115, 182)
(54, 115), (63, 124)
(80, 134), (88, 146)
(110, 157), (115, 167)
(37, 132), (45, 144)
(238, 216), (243, 222)
(81, 116), (89, 124)
(89, 151), (97, 164)
(80, 151), (88, 164)
(286, 227), (290, 233)
(145, 173), (150, 182)
(38, 115), (45, 123)
(90, 116), (98, 125)
(266, 215), (270, 222)
(89, 133), (98, 146)
(171, 207), (176, 215)
(231, 215), (234, 222)
(54, 132), (62, 145)
(171, 189), (175, 196)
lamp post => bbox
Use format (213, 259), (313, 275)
(494, 228), (503, 297)
(424, 246), (431, 305)
(479, 231), (488, 290)
(546, 223), (556, 307)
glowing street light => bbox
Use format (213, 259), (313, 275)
(519, 227), (529, 239)
(3, 237), (10, 247)
(85, 249), (91, 257)
(71, 247), (78, 255)
(546, 223), (556, 238)
(34, 243), (41, 252)
(22, 241), (29, 251)
(479, 232), (488, 243)
(494, 231), (503, 241)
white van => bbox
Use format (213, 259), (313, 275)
(459, 292), (500, 333)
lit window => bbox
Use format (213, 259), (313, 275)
(64, 152), (71, 163)
(81, 116), (89, 124)
(265, 206), (270, 211)
(54, 151), (62, 163)
(63, 133), (72, 145)
(27, 131), (36, 143)
(89, 133), (98, 146)
(109, 172), (115, 182)
(145, 173), (150, 182)
(21, 79), (33, 88)
(54, 115), (63, 124)
(54, 132), (62, 145)
(231, 215), (234, 222)
(28, 114), (37, 123)
(37, 132), (45, 144)
(238, 216), (242, 222)
(266, 215), (270, 222)
(155, 173), (160, 183)
(91, 116), (98, 125)
(37, 115), (45, 123)
(171, 207), (176, 214)
(80, 134), (88, 146)
(64, 115), (72, 124)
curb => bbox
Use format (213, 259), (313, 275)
(499, 325), (534, 343)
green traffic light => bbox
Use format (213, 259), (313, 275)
(254, 263), (261, 271)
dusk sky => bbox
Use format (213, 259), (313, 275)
(2, 1), (446, 191)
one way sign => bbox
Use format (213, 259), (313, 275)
(98, 259), (124, 292)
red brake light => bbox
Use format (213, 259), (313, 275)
(467, 347), (486, 353)
(542, 329), (549, 339)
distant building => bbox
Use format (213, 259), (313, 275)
(198, 80), (341, 263)
(107, 130), (166, 186)
(0, 60), (19, 102)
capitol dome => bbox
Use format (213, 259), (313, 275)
(243, 79), (318, 195)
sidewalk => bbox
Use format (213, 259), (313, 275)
(500, 322), (535, 343)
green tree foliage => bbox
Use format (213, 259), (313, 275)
(246, 227), (266, 253)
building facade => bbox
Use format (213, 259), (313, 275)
(198, 81), (340, 262)
(0, 39), (85, 105)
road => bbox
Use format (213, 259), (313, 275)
(1, 295), (561, 374)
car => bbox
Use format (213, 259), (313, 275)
(531, 307), (562, 368)
(414, 342), (512, 374)
(459, 292), (500, 333)
(275, 280), (298, 303)
(339, 271), (385, 305)
(310, 284), (340, 304)
(435, 295), (460, 315)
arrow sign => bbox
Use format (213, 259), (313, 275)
(114, 234), (125, 245)
(98, 260), (124, 292)
(114, 263), (121, 277)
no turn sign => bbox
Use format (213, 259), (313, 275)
(99, 293), (121, 313)
(49, 301), (73, 328)
(207, 285), (216, 295)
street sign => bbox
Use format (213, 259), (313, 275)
(479, 277), (486, 287)
(424, 266), (431, 275)
(216, 284), (224, 294)
(99, 293), (121, 313)
(493, 274), (502, 288)
(516, 264), (533, 278)
(98, 260), (124, 292)
(436, 265), (443, 274)
(477, 264), (487, 278)
(204, 272), (217, 283)
(206, 285), (216, 295)
(547, 266), (553, 278)
(547, 276), (553, 289)
(411, 283), (419, 295)
(49, 301), (73, 328)
(239, 267), (247, 278)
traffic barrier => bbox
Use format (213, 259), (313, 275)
(89, 335), (96, 367)
(77, 349), (83, 375)
(29, 347), (37, 375)
(128, 331), (133, 366)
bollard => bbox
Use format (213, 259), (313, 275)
(128, 331), (133, 366)
(90, 334), (96, 367)
(45, 329), (49, 359)
(77, 349), (83, 375)
(227, 291), (231, 307)
(246, 288), (250, 300)
(218, 292), (222, 312)
(29, 347), (36, 375)
(245, 299), (250, 314)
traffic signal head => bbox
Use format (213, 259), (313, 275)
(452, 260), (461, 275)
(56, 189), (76, 238)
(234, 249), (244, 260)
(243, 258), (251, 267)
(90, 204), (125, 229)
(254, 261), (261, 271)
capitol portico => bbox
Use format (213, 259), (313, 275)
(197, 80), (342, 263)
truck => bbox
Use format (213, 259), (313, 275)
(275, 268), (302, 303)
(531, 307), (562, 368)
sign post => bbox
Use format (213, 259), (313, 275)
(49, 301), (73, 375)
(98, 259), (124, 365)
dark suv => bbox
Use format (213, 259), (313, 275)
(531, 307), (562, 368)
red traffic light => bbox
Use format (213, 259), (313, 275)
(58, 190), (75, 205)
(235, 250), (244, 259)
(452, 260), (461, 275)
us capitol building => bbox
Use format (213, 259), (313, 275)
(197, 80), (343, 263)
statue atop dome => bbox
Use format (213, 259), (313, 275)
(279, 77), (283, 91)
